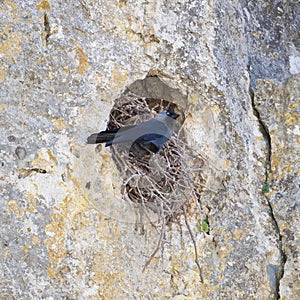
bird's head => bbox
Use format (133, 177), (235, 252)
(162, 110), (180, 120)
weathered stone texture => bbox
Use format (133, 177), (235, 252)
(254, 76), (300, 300)
(0, 0), (299, 299)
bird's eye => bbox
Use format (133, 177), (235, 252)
(166, 111), (170, 116)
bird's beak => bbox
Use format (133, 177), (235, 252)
(174, 113), (180, 119)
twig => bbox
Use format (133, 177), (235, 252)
(183, 206), (204, 283)
(142, 201), (165, 272)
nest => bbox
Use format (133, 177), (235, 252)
(98, 90), (210, 280)
(105, 91), (207, 224)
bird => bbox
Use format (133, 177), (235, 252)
(87, 110), (179, 154)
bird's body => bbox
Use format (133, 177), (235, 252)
(87, 110), (179, 154)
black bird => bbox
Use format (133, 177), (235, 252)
(87, 110), (179, 154)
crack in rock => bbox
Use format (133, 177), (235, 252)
(249, 85), (287, 300)
(43, 13), (51, 45)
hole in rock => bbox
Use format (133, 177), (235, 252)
(104, 76), (207, 223)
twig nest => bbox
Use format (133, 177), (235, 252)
(105, 91), (207, 223)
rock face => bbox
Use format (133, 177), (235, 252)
(0, 0), (299, 299)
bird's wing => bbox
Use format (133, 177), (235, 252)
(112, 119), (170, 145)
(136, 134), (169, 153)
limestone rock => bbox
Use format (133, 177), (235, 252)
(0, 0), (299, 299)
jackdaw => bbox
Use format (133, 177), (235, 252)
(87, 110), (179, 154)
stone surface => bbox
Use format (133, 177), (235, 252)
(254, 76), (300, 300)
(0, 0), (299, 299)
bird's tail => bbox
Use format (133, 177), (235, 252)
(87, 130), (117, 145)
